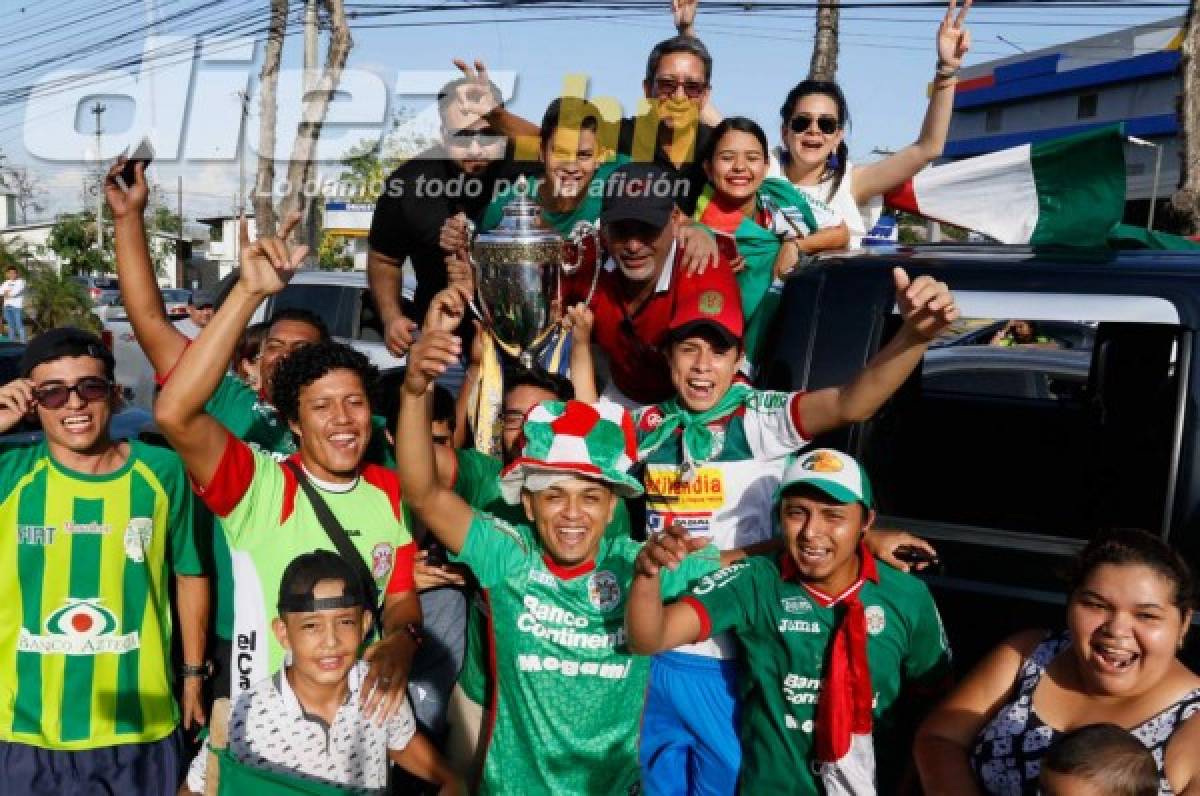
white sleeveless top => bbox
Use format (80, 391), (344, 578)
(768, 149), (882, 249)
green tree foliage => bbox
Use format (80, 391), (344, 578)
(26, 265), (100, 333)
(318, 233), (355, 271)
(46, 213), (113, 275)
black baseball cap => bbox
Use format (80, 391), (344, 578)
(277, 550), (367, 616)
(19, 327), (115, 379)
(600, 162), (679, 229)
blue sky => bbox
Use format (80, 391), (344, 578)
(0, 1), (1183, 220)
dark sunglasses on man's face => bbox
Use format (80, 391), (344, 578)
(33, 377), (112, 409)
(789, 114), (840, 135)
(653, 77), (707, 99)
(448, 128), (500, 144)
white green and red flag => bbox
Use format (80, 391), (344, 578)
(884, 124), (1126, 246)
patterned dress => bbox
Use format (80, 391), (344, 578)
(970, 631), (1200, 795)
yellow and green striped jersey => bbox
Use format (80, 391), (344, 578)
(0, 440), (202, 750)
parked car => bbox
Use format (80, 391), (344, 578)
(72, 275), (120, 305)
(763, 244), (1200, 669)
(90, 292), (126, 322)
(161, 288), (190, 319)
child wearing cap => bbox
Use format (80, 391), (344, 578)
(629, 265), (956, 794)
(397, 292), (743, 794)
(184, 550), (460, 795)
(628, 450), (952, 796)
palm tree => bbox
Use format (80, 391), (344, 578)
(1173, 1), (1200, 233)
(809, 0), (840, 81)
(26, 266), (100, 334)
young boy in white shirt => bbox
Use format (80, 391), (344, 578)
(185, 551), (461, 794)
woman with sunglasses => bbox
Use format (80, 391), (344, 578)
(770, 0), (972, 248)
(695, 116), (848, 368)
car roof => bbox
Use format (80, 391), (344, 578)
(816, 244), (1200, 278)
(282, 270), (369, 287)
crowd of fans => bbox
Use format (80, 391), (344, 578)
(1, 1), (1198, 795)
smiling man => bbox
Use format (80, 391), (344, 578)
(562, 161), (739, 409)
(155, 216), (421, 722)
(0, 328), (207, 795)
(627, 450), (951, 796)
(396, 289), (732, 794)
(631, 264), (955, 794)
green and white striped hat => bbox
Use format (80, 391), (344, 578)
(499, 399), (645, 504)
(775, 448), (874, 508)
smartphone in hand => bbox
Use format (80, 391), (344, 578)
(116, 137), (155, 191)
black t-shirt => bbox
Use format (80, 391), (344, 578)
(616, 116), (714, 214)
(368, 145), (538, 324)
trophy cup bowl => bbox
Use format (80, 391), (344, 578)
(470, 179), (566, 366)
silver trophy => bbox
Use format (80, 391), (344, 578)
(470, 177), (596, 366)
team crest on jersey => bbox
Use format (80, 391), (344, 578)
(587, 570), (621, 612)
(371, 542), (394, 579)
(18, 599), (139, 655)
(864, 605), (886, 636)
(638, 407), (665, 432)
(123, 517), (154, 563)
(781, 596), (812, 614)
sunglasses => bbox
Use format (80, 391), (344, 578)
(653, 77), (707, 100)
(447, 128), (500, 143)
(789, 114), (840, 135)
(33, 377), (112, 409)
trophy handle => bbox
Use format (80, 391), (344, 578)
(461, 218), (488, 323)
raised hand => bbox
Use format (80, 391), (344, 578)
(424, 287), (467, 335)
(103, 158), (149, 221)
(894, 267), (959, 341)
(634, 524), (708, 578)
(237, 212), (308, 298)
(403, 331), (461, 397)
(563, 303), (594, 345)
(937, 0), (972, 72)
(672, 0), (698, 36)
(450, 58), (501, 121)
(0, 378), (35, 435)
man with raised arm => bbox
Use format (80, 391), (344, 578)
(0, 328), (207, 794)
(397, 287), (731, 794)
(154, 216), (421, 721)
(627, 450), (951, 796)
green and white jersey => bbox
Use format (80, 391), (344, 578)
(455, 510), (718, 795)
(197, 433), (416, 694)
(452, 448), (637, 705)
(0, 440), (202, 749)
(683, 551), (952, 795)
(634, 389), (810, 658)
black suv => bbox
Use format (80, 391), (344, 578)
(764, 244), (1200, 667)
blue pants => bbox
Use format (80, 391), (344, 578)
(640, 651), (742, 796)
(4, 305), (25, 343)
(0, 728), (184, 795)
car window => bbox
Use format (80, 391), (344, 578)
(265, 284), (354, 338)
(862, 310), (1183, 541)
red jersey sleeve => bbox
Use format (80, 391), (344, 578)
(191, 431), (256, 517)
(386, 541), (417, 594)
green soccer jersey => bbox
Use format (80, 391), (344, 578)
(198, 434), (415, 691)
(479, 158), (628, 236)
(205, 374), (394, 640)
(451, 448), (634, 704)
(685, 551), (951, 794)
(455, 510), (718, 795)
(0, 440), (202, 750)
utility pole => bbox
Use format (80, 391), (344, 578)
(91, 101), (106, 254)
(1174, 2), (1200, 233)
(177, 174), (184, 288)
(808, 0), (840, 82)
(236, 90), (250, 214)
